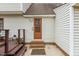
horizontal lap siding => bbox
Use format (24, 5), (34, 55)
(2, 15), (34, 43)
(42, 17), (55, 42)
(54, 4), (71, 55)
(74, 8), (79, 56)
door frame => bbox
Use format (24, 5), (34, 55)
(34, 16), (42, 39)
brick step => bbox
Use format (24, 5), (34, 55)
(30, 44), (44, 46)
(30, 42), (44, 44)
(30, 40), (45, 48)
(30, 44), (45, 48)
(30, 41), (44, 44)
(30, 43), (45, 45)
(30, 46), (45, 48)
(30, 45), (45, 48)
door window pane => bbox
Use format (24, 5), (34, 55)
(35, 17), (40, 32)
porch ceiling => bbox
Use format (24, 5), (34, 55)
(24, 3), (63, 15)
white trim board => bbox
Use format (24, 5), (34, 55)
(23, 15), (55, 18)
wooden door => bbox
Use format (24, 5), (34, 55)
(34, 17), (42, 39)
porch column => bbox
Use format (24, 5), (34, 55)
(5, 30), (9, 54)
(18, 29), (20, 44)
(23, 29), (25, 45)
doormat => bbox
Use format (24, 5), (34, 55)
(31, 49), (46, 55)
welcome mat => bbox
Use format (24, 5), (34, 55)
(31, 49), (46, 55)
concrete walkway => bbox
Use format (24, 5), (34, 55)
(24, 44), (65, 56)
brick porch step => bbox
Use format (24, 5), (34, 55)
(30, 40), (45, 48)
(30, 44), (45, 48)
(30, 41), (44, 44)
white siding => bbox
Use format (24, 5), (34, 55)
(0, 3), (31, 14)
(0, 3), (21, 11)
(1, 15), (54, 43)
(0, 3), (22, 14)
(42, 17), (55, 43)
(54, 4), (73, 55)
(2, 15), (34, 42)
(74, 8), (79, 56)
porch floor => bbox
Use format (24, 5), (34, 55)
(24, 44), (65, 56)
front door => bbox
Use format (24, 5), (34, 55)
(34, 17), (42, 39)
